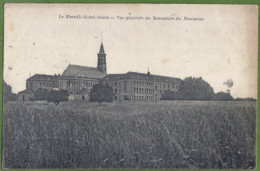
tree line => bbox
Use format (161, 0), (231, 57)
(161, 77), (234, 101)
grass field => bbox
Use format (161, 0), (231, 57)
(2, 100), (256, 169)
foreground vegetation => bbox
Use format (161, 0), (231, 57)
(3, 101), (256, 169)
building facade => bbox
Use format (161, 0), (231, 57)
(18, 42), (182, 101)
(101, 72), (182, 101)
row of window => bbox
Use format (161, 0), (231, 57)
(156, 84), (179, 89)
(68, 82), (98, 88)
(111, 81), (179, 90)
(134, 81), (154, 87)
(134, 88), (153, 94)
(134, 96), (153, 100)
(39, 82), (52, 87)
(114, 88), (176, 95)
(114, 95), (161, 101)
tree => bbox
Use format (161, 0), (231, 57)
(179, 77), (214, 101)
(161, 90), (181, 100)
(47, 89), (69, 105)
(89, 83), (113, 105)
(213, 92), (234, 101)
(33, 88), (49, 101)
(3, 81), (16, 103)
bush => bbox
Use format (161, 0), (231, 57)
(47, 90), (69, 105)
(33, 89), (69, 105)
(213, 92), (234, 101)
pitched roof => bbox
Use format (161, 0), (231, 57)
(102, 74), (125, 80)
(62, 64), (106, 79)
(103, 72), (182, 84)
(27, 74), (60, 81)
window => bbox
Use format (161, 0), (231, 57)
(115, 82), (118, 86)
(155, 85), (158, 90)
(124, 81), (127, 93)
(114, 89), (118, 94)
(115, 96), (117, 100)
(30, 82), (33, 90)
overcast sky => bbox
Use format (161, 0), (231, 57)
(4, 4), (258, 98)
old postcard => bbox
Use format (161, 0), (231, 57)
(3, 4), (258, 169)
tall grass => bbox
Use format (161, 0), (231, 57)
(2, 101), (256, 169)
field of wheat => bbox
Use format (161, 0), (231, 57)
(2, 100), (256, 169)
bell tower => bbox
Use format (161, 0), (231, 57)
(97, 42), (107, 74)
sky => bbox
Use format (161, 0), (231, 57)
(4, 4), (258, 98)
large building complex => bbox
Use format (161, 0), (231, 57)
(18, 42), (182, 101)
(102, 72), (181, 101)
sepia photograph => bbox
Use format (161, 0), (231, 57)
(2, 3), (258, 169)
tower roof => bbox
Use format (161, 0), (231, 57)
(99, 43), (105, 54)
